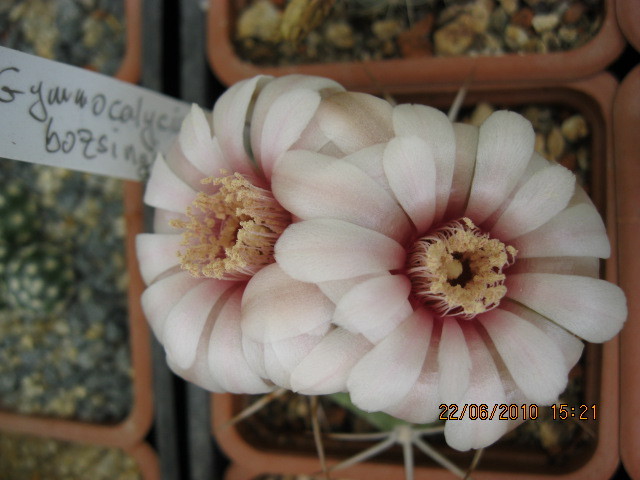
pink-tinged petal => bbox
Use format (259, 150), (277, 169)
(334, 274), (413, 343)
(136, 233), (182, 285)
(153, 208), (187, 234)
(250, 74), (343, 160)
(498, 300), (584, 370)
(213, 75), (272, 176)
(316, 92), (394, 155)
(343, 143), (392, 194)
(506, 273), (627, 343)
(317, 274), (379, 304)
(465, 111), (535, 224)
(179, 104), (226, 176)
(392, 104), (456, 223)
(167, 355), (226, 393)
(291, 329), (372, 394)
(491, 164), (575, 241)
(347, 309), (433, 412)
(444, 325), (508, 451)
(141, 271), (203, 340)
(273, 151), (411, 242)
(145, 154), (197, 213)
(241, 263), (333, 343)
(479, 309), (567, 404)
(384, 328), (440, 424)
(445, 123), (478, 219)
(163, 280), (235, 370)
(253, 89), (321, 179)
(383, 136), (437, 233)
(276, 219), (406, 282)
(208, 289), (272, 393)
(242, 335), (268, 380)
(164, 142), (209, 192)
(263, 333), (324, 389)
(508, 256), (599, 278)
(438, 318), (471, 403)
(510, 202), (610, 259)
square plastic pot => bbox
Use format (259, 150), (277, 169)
(615, 64), (640, 480)
(0, 181), (154, 449)
(207, 0), (624, 89)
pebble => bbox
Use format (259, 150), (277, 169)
(372, 19), (403, 42)
(325, 22), (355, 49)
(504, 24), (530, 50)
(561, 114), (589, 141)
(532, 13), (561, 33)
(236, 0), (282, 42)
(547, 127), (566, 160)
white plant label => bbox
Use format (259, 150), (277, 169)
(0, 46), (193, 181)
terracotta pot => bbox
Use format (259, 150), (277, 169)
(128, 442), (162, 480)
(0, 181), (154, 449)
(616, 0), (640, 52)
(115, 0), (142, 83)
(211, 73), (621, 480)
(615, 64), (640, 480)
(207, 0), (624, 89)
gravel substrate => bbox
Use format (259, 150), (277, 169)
(233, 0), (604, 66)
(0, 160), (133, 424)
(0, 432), (142, 480)
(0, 0), (125, 75)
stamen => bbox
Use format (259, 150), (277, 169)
(407, 218), (517, 319)
(171, 173), (291, 280)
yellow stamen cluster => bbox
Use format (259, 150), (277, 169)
(171, 173), (291, 280)
(407, 218), (517, 319)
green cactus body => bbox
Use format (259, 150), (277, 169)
(0, 178), (42, 245)
(5, 244), (75, 315)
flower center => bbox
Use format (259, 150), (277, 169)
(171, 173), (290, 280)
(407, 217), (517, 319)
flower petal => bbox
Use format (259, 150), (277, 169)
(144, 154), (197, 213)
(179, 104), (226, 176)
(334, 274), (413, 343)
(263, 333), (324, 389)
(445, 123), (478, 219)
(479, 309), (567, 404)
(153, 208), (187, 234)
(275, 219), (406, 282)
(167, 355), (226, 393)
(392, 104), (456, 223)
(136, 233), (182, 285)
(438, 318), (471, 403)
(508, 256), (599, 278)
(499, 300), (584, 370)
(506, 273), (627, 342)
(347, 309), (433, 412)
(291, 329), (372, 394)
(384, 328), (440, 424)
(490, 163), (575, 241)
(315, 92), (394, 155)
(250, 73), (343, 165)
(317, 274), (379, 304)
(465, 111), (535, 224)
(272, 151), (411, 242)
(241, 263), (334, 343)
(208, 288), (273, 393)
(510, 202), (610, 259)
(141, 271), (203, 340)
(163, 280), (235, 370)
(213, 75), (272, 176)
(254, 89), (322, 178)
(383, 136), (437, 233)
(444, 325), (508, 451)
(343, 143), (391, 194)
